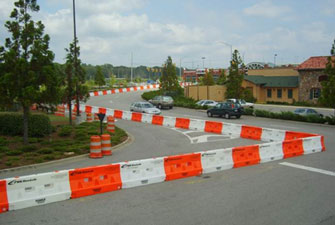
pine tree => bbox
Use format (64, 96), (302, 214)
(225, 50), (244, 99)
(320, 39), (335, 115)
(160, 56), (180, 93)
(0, 0), (60, 144)
(95, 66), (106, 88)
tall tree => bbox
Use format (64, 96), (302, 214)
(216, 69), (226, 85)
(319, 39), (335, 115)
(225, 50), (245, 99)
(95, 66), (106, 88)
(64, 38), (88, 124)
(0, 0), (60, 144)
(160, 56), (180, 93)
(202, 69), (215, 86)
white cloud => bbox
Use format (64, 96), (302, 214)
(243, 0), (291, 18)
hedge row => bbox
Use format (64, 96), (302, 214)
(248, 109), (335, 125)
(0, 113), (52, 137)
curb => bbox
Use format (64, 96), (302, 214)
(0, 132), (134, 175)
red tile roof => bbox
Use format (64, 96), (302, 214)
(297, 56), (334, 70)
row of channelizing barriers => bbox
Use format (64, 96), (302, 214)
(88, 82), (191, 97)
(0, 104), (325, 214)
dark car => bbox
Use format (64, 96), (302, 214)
(149, 96), (174, 109)
(207, 102), (243, 119)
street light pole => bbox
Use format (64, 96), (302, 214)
(274, 54), (277, 67)
(217, 41), (233, 60)
(72, 0), (79, 117)
(202, 57), (206, 68)
(131, 52), (133, 82)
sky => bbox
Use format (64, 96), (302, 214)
(0, 0), (334, 68)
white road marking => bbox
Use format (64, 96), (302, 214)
(280, 162), (335, 177)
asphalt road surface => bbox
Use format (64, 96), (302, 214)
(0, 90), (334, 225)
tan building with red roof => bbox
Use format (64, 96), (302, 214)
(297, 56), (333, 103)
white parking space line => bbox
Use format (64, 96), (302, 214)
(280, 162), (335, 177)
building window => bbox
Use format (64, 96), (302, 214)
(277, 89), (282, 98)
(288, 89), (293, 99)
(267, 89), (272, 98)
(309, 88), (321, 99)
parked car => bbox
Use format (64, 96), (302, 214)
(294, 108), (323, 117)
(207, 102), (243, 119)
(196, 100), (218, 107)
(149, 96), (174, 109)
(130, 102), (161, 115)
(227, 99), (254, 108)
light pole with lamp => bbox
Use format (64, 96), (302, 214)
(201, 57), (206, 68)
(274, 54), (277, 67)
(217, 41), (233, 60)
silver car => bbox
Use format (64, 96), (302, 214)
(294, 108), (323, 117)
(130, 102), (161, 115)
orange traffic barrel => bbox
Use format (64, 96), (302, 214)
(107, 116), (115, 133)
(55, 105), (65, 117)
(86, 112), (93, 122)
(101, 134), (112, 156)
(94, 113), (99, 121)
(90, 136), (102, 158)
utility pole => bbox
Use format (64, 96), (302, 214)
(131, 52), (133, 82)
(72, 0), (80, 117)
(179, 58), (182, 77)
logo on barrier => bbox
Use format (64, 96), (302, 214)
(70, 170), (94, 176)
(8, 178), (37, 185)
(121, 163), (142, 168)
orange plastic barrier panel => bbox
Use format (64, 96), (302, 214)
(140, 86), (144, 90)
(283, 139), (304, 158)
(99, 107), (106, 114)
(111, 89), (116, 94)
(94, 91), (99, 96)
(114, 110), (123, 119)
(153, 84), (157, 88)
(85, 106), (92, 113)
(241, 125), (262, 140)
(103, 90), (107, 95)
(284, 131), (316, 140)
(126, 88), (131, 92)
(118, 88), (123, 93)
(321, 136), (326, 151)
(0, 180), (9, 213)
(146, 85), (150, 89)
(175, 118), (190, 129)
(152, 115), (164, 126)
(131, 112), (142, 122)
(204, 121), (223, 134)
(133, 87), (138, 91)
(232, 145), (260, 168)
(69, 164), (122, 199)
(164, 153), (202, 181)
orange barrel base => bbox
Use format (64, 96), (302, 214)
(101, 134), (112, 156)
(94, 113), (99, 121)
(90, 135), (102, 158)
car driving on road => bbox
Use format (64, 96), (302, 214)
(130, 102), (161, 115)
(149, 96), (174, 109)
(207, 102), (243, 119)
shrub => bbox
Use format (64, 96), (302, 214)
(0, 146), (10, 152)
(306, 115), (326, 124)
(0, 113), (52, 137)
(6, 150), (23, 156)
(58, 125), (73, 137)
(43, 155), (55, 160)
(325, 115), (335, 125)
(19, 145), (38, 153)
(254, 109), (271, 117)
(37, 147), (53, 154)
(0, 137), (8, 145)
(243, 108), (254, 115)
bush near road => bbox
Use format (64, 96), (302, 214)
(0, 114), (127, 169)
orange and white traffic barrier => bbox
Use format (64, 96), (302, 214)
(86, 112), (93, 122)
(55, 105), (65, 117)
(90, 136), (102, 158)
(101, 134), (112, 156)
(107, 116), (115, 133)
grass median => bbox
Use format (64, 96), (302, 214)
(0, 114), (127, 170)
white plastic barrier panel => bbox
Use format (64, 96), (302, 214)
(221, 123), (242, 137)
(189, 119), (206, 131)
(163, 116), (176, 127)
(141, 113), (153, 124)
(6, 170), (71, 211)
(303, 136), (323, 154)
(200, 148), (234, 174)
(106, 90), (112, 95)
(122, 111), (132, 121)
(120, 158), (166, 189)
(91, 107), (99, 114)
(106, 108), (114, 117)
(261, 128), (286, 142)
(259, 142), (283, 163)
